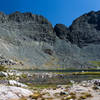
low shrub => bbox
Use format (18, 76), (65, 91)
(29, 92), (42, 99)
(0, 65), (8, 71)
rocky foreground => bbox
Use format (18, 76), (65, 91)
(0, 69), (100, 100)
(0, 79), (100, 100)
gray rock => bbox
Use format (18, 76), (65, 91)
(0, 55), (17, 66)
(54, 24), (70, 41)
(54, 10), (100, 68)
(0, 71), (8, 77)
(0, 11), (100, 68)
(0, 85), (32, 100)
(54, 11), (100, 48)
(8, 80), (28, 87)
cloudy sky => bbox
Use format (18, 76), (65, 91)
(0, 0), (100, 26)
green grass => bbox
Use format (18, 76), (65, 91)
(26, 83), (57, 89)
(89, 61), (100, 68)
(72, 72), (100, 75)
(34, 85), (57, 89)
(17, 68), (100, 71)
(79, 92), (92, 100)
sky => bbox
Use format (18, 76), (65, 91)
(0, 0), (100, 26)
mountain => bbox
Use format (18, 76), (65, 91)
(0, 11), (100, 69)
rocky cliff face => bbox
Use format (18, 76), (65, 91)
(54, 11), (100, 47)
(0, 11), (100, 69)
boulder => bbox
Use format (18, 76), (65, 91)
(8, 80), (28, 87)
(0, 71), (8, 77)
(0, 85), (32, 100)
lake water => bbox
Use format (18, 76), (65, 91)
(19, 70), (100, 85)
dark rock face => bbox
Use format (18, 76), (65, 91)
(54, 10), (100, 68)
(0, 11), (100, 69)
(54, 24), (70, 41)
(54, 11), (100, 47)
(69, 11), (100, 47)
(0, 12), (55, 45)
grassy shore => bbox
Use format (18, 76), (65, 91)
(72, 72), (100, 75)
(16, 68), (100, 75)
(17, 68), (100, 72)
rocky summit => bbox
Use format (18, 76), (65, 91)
(0, 11), (100, 69)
